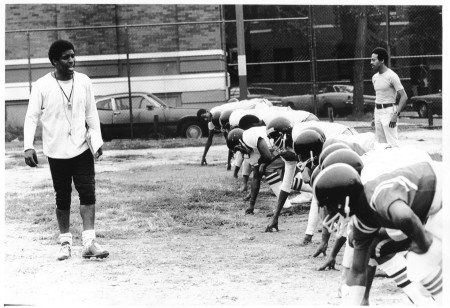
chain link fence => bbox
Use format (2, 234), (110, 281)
(5, 4), (442, 141)
(226, 5), (442, 123)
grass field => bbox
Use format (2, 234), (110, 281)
(3, 125), (442, 306)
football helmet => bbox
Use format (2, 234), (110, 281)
(219, 109), (233, 132)
(293, 129), (326, 167)
(266, 116), (293, 152)
(313, 163), (363, 219)
(227, 128), (252, 155)
(321, 148), (364, 175)
(211, 110), (222, 130)
(239, 114), (261, 130)
(319, 142), (352, 166)
(309, 165), (321, 186)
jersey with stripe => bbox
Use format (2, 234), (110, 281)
(352, 161), (438, 251)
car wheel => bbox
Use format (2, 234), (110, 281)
(418, 102), (428, 118)
(181, 121), (203, 139)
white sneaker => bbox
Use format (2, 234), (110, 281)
(290, 192), (313, 204)
(56, 243), (71, 261)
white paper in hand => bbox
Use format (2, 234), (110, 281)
(85, 128), (103, 158)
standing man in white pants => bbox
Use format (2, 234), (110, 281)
(370, 47), (408, 147)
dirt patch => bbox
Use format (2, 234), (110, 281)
(3, 128), (441, 306)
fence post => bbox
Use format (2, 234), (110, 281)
(428, 104), (433, 127)
(308, 6), (318, 116)
(125, 26), (134, 140)
(27, 31), (32, 94)
(236, 5), (248, 100)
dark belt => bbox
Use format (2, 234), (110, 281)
(375, 103), (394, 109)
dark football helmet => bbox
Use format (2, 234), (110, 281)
(266, 116), (293, 152)
(219, 109), (233, 132)
(309, 165), (321, 186)
(211, 110), (222, 130)
(238, 114), (261, 130)
(313, 163), (363, 219)
(321, 148), (364, 175)
(227, 128), (252, 155)
(318, 142), (352, 166)
(293, 129), (326, 167)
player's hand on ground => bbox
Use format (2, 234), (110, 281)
(201, 157), (207, 165)
(312, 242), (328, 257)
(317, 258), (337, 271)
(265, 218), (279, 232)
(238, 185), (248, 192)
(24, 149), (38, 167)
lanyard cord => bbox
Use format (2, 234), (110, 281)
(55, 75), (74, 104)
(54, 73), (75, 136)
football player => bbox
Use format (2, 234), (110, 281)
(227, 122), (292, 215)
(198, 98), (272, 167)
(265, 121), (358, 242)
(313, 149), (442, 305)
(315, 146), (437, 306)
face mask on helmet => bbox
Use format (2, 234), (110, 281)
(235, 140), (252, 157)
(267, 130), (285, 153)
(266, 117), (292, 153)
(322, 196), (350, 233)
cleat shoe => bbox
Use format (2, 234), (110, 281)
(82, 240), (109, 259)
(56, 243), (71, 261)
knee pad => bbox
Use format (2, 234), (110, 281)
(74, 174), (96, 205)
(55, 190), (72, 211)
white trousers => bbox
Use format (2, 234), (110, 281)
(374, 105), (398, 147)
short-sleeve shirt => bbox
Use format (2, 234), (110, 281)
(352, 161), (438, 251)
(242, 126), (271, 166)
(372, 68), (404, 105)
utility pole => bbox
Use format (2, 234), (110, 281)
(235, 5), (248, 100)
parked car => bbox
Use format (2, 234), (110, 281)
(96, 92), (208, 141)
(408, 91), (442, 118)
(229, 86), (282, 105)
(281, 84), (376, 116)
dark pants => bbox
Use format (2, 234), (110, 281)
(48, 149), (96, 210)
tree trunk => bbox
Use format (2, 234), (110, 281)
(352, 6), (368, 117)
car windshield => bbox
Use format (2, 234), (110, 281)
(333, 85), (354, 93)
(146, 93), (168, 108)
